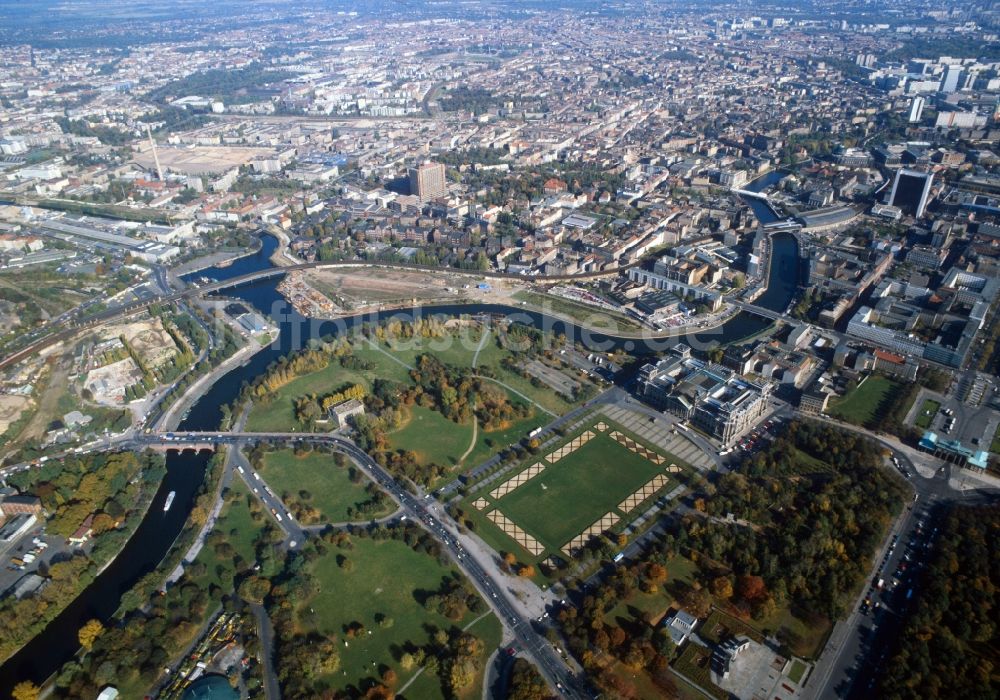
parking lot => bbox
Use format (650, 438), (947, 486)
(840, 495), (943, 697)
(911, 387), (999, 451)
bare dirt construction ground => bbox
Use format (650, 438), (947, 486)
(305, 268), (456, 306)
(132, 145), (275, 176)
(18, 354), (71, 441)
(85, 358), (143, 404)
(305, 267), (528, 311)
(102, 318), (177, 368)
(0, 394), (31, 434)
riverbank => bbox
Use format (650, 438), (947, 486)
(0, 452), (167, 671)
(169, 243), (264, 282)
(0, 230), (802, 695)
(156, 332), (272, 432)
(277, 277), (752, 344)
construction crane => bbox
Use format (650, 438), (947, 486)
(145, 124), (165, 182)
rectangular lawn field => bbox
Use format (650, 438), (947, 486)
(828, 375), (900, 426)
(491, 426), (669, 551)
(914, 398), (940, 429)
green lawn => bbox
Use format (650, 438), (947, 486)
(498, 434), (666, 548)
(914, 399), (940, 429)
(259, 449), (392, 523)
(828, 375), (901, 425)
(388, 406), (476, 467)
(992, 423), (1000, 454)
(605, 586), (671, 629)
(466, 419), (685, 560)
(388, 400), (549, 476)
(757, 604), (831, 660)
(301, 538), (500, 698)
(781, 448), (835, 476)
(460, 407), (549, 468)
(699, 609), (765, 645)
(788, 659), (808, 684)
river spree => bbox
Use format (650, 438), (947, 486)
(0, 228), (800, 692)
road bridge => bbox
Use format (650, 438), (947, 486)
(0, 237), (643, 371)
(138, 429), (590, 698)
(729, 299), (790, 322)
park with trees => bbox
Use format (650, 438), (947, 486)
(0, 452), (166, 665)
(266, 523), (501, 699)
(876, 504), (1000, 699)
(554, 420), (909, 695)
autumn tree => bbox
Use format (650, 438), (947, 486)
(78, 619), (104, 651)
(507, 658), (551, 700)
(11, 681), (39, 700)
(645, 562), (668, 584)
(681, 587), (712, 618)
(737, 574), (767, 604)
(711, 576), (734, 600)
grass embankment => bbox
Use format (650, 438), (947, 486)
(512, 290), (642, 331)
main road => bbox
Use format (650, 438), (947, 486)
(137, 431), (588, 698)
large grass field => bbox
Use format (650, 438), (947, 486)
(465, 418), (686, 561)
(300, 537), (501, 698)
(388, 405), (476, 467)
(246, 326), (580, 434)
(499, 435), (666, 548)
(828, 375), (901, 425)
(258, 448), (393, 522)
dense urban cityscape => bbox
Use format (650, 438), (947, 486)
(0, 0), (997, 699)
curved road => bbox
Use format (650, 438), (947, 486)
(140, 431), (589, 698)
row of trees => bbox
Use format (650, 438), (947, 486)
(876, 504), (1000, 698)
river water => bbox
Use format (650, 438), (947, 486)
(0, 225), (799, 691)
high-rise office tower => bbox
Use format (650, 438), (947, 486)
(408, 161), (447, 201)
(889, 169), (934, 218)
(908, 96), (925, 123)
